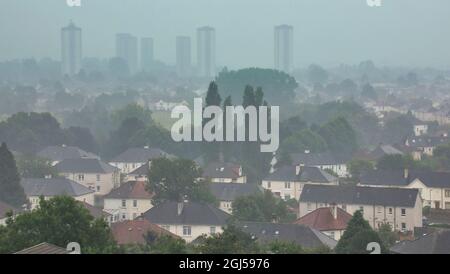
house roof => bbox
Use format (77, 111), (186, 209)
(424, 209), (450, 226)
(21, 178), (94, 197)
(14, 242), (69, 254)
(209, 183), (263, 202)
(263, 165), (337, 183)
(111, 219), (179, 245)
(0, 200), (19, 219)
(37, 145), (98, 162)
(406, 136), (450, 148)
(104, 181), (153, 200)
(390, 229), (450, 254)
(290, 151), (350, 166)
(110, 147), (172, 163)
(300, 184), (419, 208)
(80, 202), (111, 219)
(202, 162), (242, 179)
(55, 158), (118, 174)
(360, 169), (450, 188)
(238, 222), (337, 249)
(368, 144), (404, 160)
(128, 163), (149, 176)
(142, 201), (231, 226)
(294, 207), (352, 231)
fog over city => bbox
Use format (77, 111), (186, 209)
(1, 0), (450, 68)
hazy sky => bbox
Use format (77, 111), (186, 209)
(1, 0), (450, 69)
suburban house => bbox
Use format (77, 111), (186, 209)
(126, 162), (150, 182)
(404, 135), (449, 159)
(290, 151), (350, 177)
(294, 205), (352, 241)
(201, 162), (247, 183)
(37, 144), (99, 166)
(0, 200), (20, 226)
(141, 201), (231, 242)
(21, 178), (95, 209)
(414, 124), (428, 137)
(237, 222), (337, 250)
(299, 184), (423, 232)
(109, 147), (172, 174)
(209, 183), (263, 214)
(111, 219), (180, 245)
(359, 169), (450, 209)
(261, 165), (338, 201)
(103, 181), (154, 221)
(55, 158), (120, 196)
(390, 229), (450, 254)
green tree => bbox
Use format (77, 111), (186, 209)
(111, 103), (154, 128)
(15, 154), (58, 179)
(377, 223), (398, 249)
(307, 64), (329, 85)
(318, 117), (358, 155)
(147, 157), (216, 204)
(203, 82), (222, 161)
(335, 210), (386, 254)
(0, 196), (117, 254)
(232, 190), (294, 223)
(195, 224), (260, 254)
(348, 159), (374, 179)
(0, 143), (27, 208)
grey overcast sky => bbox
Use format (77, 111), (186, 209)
(0, 0), (449, 69)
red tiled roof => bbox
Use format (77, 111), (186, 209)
(111, 219), (179, 245)
(294, 207), (352, 231)
(105, 181), (154, 200)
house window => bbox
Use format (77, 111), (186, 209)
(285, 182), (291, 189)
(78, 174), (84, 181)
(121, 213), (126, 220)
(284, 194), (291, 200)
(96, 186), (100, 192)
(133, 200), (137, 207)
(96, 174), (101, 181)
(359, 206), (364, 213)
(210, 226), (216, 234)
(377, 206), (382, 214)
(401, 223), (406, 231)
(445, 190), (450, 198)
(401, 208), (406, 216)
(183, 226), (191, 236)
(267, 182), (271, 188)
(121, 200), (126, 207)
(329, 231), (335, 239)
(307, 203), (312, 212)
(388, 208), (393, 215)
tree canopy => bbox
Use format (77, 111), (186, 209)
(0, 143), (27, 208)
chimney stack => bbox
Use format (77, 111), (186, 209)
(404, 168), (409, 179)
(177, 201), (184, 216)
(331, 204), (338, 220)
(296, 164), (304, 176)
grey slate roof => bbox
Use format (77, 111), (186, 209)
(406, 136), (450, 148)
(202, 162), (242, 179)
(263, 166), (337, 183)
(300, 184), (419, 208)
(360, 169), (450, 188)
(142, 201), (231, 226)
(55, 158), (118, 174)
(290, 152), (350, 166)
(368, 144), (403, 160)
(37, 145), (98, 162)
(110, 147), (172, 163)
(390, 229), (450, 254)
(209, 183), (263, 201)
(15, 242), (70, 254)
(238, 222), (337, 249)
(21, 178), (94, 197)
(128, 163), (149, 176)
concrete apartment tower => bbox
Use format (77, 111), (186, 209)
(274, 25), (294, 73)
(197, 26), (216, 78)
(176, 36), (192, 77)
(141, 37), (154, 72)
(116, 33), (138, 75)
(61, 21), (82, 76)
